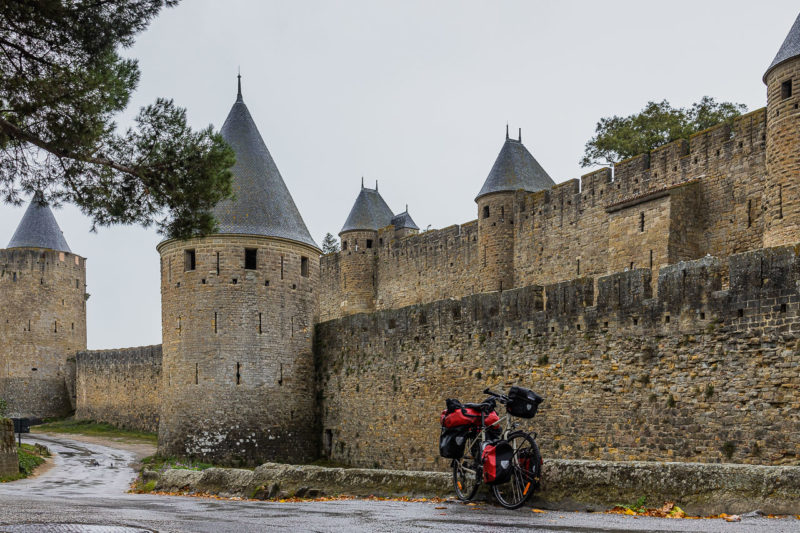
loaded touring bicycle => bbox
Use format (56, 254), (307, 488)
(439, 386), (543, 509)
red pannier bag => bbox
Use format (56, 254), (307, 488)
(440, 400), (499, 429)
(481, 440), (514, 485)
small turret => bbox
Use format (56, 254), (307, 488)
(476, 129), (554, 292)
(337, 182), (394, 314)
(391, 206), (419, 239)
(764, 13), (800, 247)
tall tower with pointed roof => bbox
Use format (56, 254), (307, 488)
(337, 181), (394, 314)
(0, 194), (87, 418)
(157, 78), (321, 465)
(764, 13), (800, 247)
(476, 129), (554, 292)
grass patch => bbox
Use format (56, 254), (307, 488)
(33, 418), (157, 445)
(141, 454), (216, 472)
(1, 443), (47, 482)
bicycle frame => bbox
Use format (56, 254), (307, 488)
(458, 412), (518, 477)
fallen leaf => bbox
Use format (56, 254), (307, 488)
(531, 509), (546, 513)
(724, 515), (741, 522)
(435, 506), (446, 509)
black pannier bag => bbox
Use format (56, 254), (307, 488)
(506, 386), (543, 418)
(481, 439), (514, 485)
(439, 426), (469, 459)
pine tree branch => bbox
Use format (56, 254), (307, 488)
(0, 116), (138, 176)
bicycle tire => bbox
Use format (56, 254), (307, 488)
(452, 435), (480, 501)
(491, 431), (542, 509)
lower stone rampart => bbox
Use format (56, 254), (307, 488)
(149, 460), (800, 515)
(0, 418), (17, 477)
(315, 244), (800, 471)
(75, 345), (162, 433)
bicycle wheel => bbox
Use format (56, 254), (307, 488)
(491, 431), (542, 509)
(452, 434), (480, 501)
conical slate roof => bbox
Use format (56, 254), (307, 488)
(212, 78), (318, 249)
(391, 210), (419, 230)
(765, 12), (800, 82)
(340, 184), (394, 234)
(475, 134), (554, 201)
(7, 193), (71, 252)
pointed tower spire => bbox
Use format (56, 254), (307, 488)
(506, 123), (509, 140)
(211, 79), (318, 249)
(7, 192), (71, 252)
(375, 180), (378, 191)
(341, 182), (394, 234)
(236, 70), (243, 102)
(361, 176), (364, 188)
(476, 135), (555, 201)
(765, 13), (800, 82)
(518, 128), (522, 142)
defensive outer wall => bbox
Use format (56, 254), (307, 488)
(74, 345), (161, 433)
(321, 110), (768, 320)
(315, 245), (800, 470)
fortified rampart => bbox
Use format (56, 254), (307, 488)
(0, 248), (87, 418)
(320, 110), (768, 320)
(74, 345), (162, 433)
(315, 244), (800, 471)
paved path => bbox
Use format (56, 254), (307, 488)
(0, 434), (798, 532)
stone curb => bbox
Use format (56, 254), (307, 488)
(151, 459), (800, 515)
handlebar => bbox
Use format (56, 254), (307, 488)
(483, 388), (509, 403)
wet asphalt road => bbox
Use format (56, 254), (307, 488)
(0, 435), (798, 533)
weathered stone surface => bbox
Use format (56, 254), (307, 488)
(152, 460), (800, 515)
(157, 235), (320, 466)
(75, 345), (161, 433)
(317, 248), (800, 470)
(0, 249), (86, 418)
(539, 460), (800, 516)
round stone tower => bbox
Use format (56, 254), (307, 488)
(476, 128), (554, 292)
(157, 78), (321, 465)
(337, 181), (394, 314)
(0, 193), (86, 418)
(764, 13), (800, 247)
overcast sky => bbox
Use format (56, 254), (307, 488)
(2, 1), (797, 349)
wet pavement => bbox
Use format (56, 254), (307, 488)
(0, 434), (798, 532)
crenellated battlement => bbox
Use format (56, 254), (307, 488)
(320, 243), (800, 339)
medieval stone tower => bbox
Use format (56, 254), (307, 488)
(0, 194), (86, 418)
(764, 13), (800, 247)
(475, 128), (554, 292)
(338, 182), (394, 314)
(157, 78), (321, 465)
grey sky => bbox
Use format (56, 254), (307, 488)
(2, 1), (797, 349)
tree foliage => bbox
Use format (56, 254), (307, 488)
(0, 0), (235, 238)
(321, 232), (340, 254)
(581, 97), (747, 168)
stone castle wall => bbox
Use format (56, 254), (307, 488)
(315, 244), (800, 471)
(75, 345), (162, 433)
(0, 248), (87, 418)
(157, 235), (320, 465)
(320, 109), (768, 321)
(0, 418), (16, 478)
